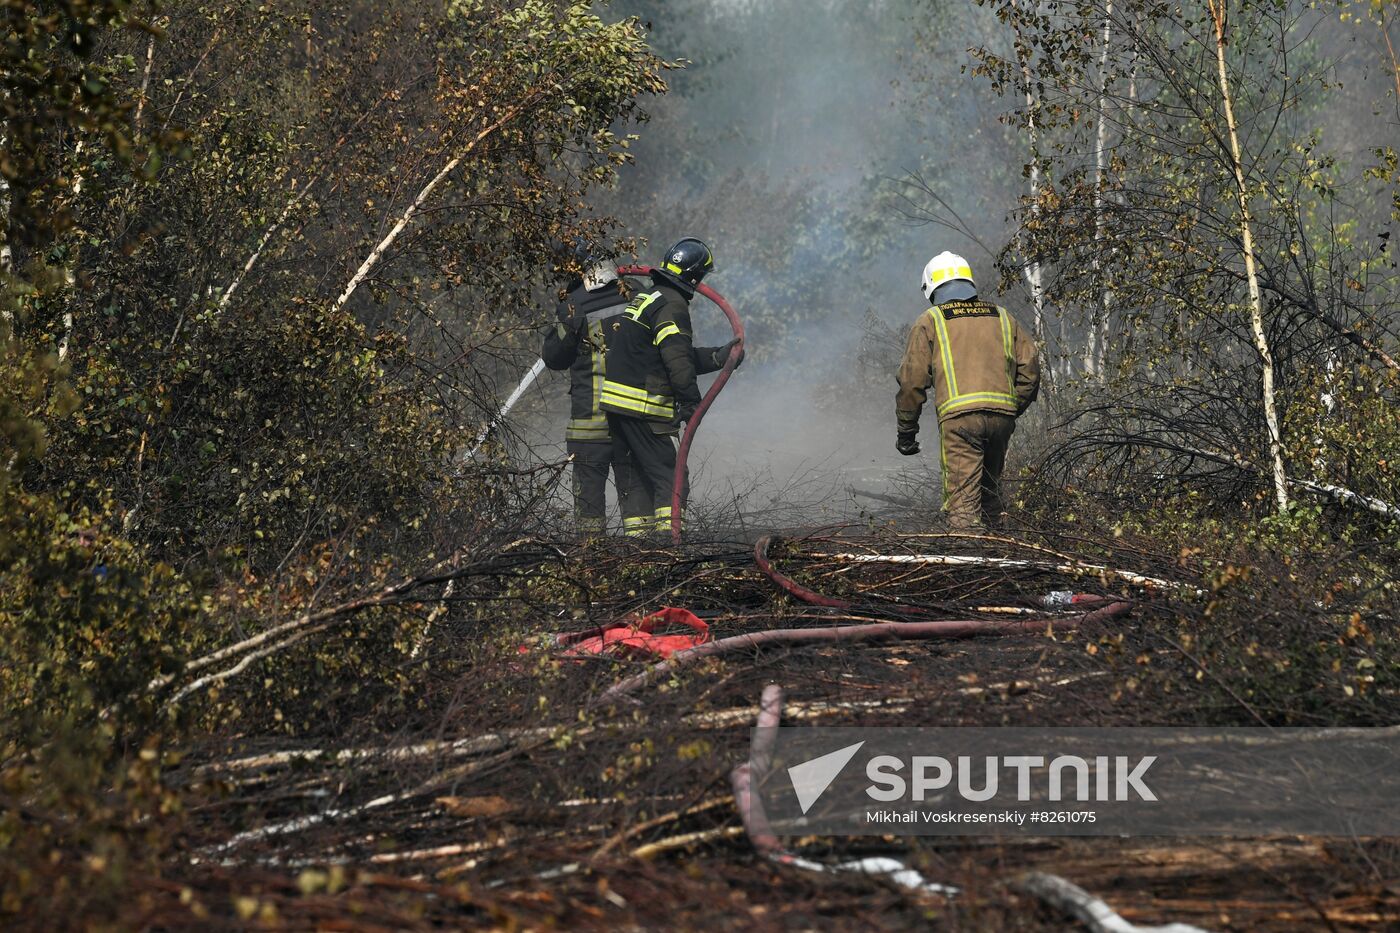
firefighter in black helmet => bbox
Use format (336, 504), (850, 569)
(600, 238), (743, 535)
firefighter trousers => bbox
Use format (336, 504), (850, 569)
(566, 440), (649, 536)
(938, 411), (1016, 530)
(605, 413), (689, 535)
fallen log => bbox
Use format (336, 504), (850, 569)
(1013, 871), (1213, 933)
(819, 553), (1199, 595)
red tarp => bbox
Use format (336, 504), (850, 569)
(548, 607), (711, 660)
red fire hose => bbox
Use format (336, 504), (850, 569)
(619, 265), (745, 544)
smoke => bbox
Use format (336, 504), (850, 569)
(518, 0), (997, 524)
(520, 0), (1398, 529)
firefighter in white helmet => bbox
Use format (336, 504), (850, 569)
(541, 248), (651, 536)
(895, 251), (1041, 529)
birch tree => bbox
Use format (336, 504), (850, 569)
(966, 0), (1398, 519)
(1086, 0), (1114, 380)
(1206, 0), (1289, 511)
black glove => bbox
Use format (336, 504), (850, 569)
(896, 431), (921, 456)
(712, 339), (745, 370)
(677, 404), (698, 424)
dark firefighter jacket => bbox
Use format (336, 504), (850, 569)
(600, 275), (726, 426)
(896, 298), (1040, 434)
(541, 277), (638, 443)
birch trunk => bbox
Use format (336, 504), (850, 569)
(219, 87), (401, 314)
(331, 97), (534, 317)
(1381, 7), (1400, 114)
(1008, 0), (1049, 366)
(218, 178), (313, 313)
(54, 139), (88, 361)
(1208, 0), (1290, 512)
(1086, 0), (1114, 380)
(1021, 69), (1047, 349)
(1, 92), (11, 282)
(134, 33), (156, 136)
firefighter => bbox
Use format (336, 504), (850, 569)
(600, 238), (743, 536)
(541, 253), (651, 536)
(895, 251), (1040, 530)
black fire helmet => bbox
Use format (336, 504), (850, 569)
(657, 237), (716, 289)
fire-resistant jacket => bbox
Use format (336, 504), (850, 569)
(896, 297), (1040, 434)
(600, 275), (725, 425)
(541, 277), (638, 443)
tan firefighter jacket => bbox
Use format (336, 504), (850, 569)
(896, 298), (1040, 434)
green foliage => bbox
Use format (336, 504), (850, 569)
(0, 0), (170, 245)
(1, 2), (669, 924)
(0, 489), (198, 741)
(1281, 362), (1400, 532)
(1024, 482), (1400, 726)
(5, 0), (669, 642)
(961, 0), (1400, 537)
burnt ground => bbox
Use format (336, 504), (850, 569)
(136, 528), (1399, 931)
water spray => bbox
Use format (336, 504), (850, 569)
(467, 268), (743, 545)
(463, 358), (548, 460)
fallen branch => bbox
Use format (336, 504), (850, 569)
(629, 826), (745, 859)
(779, 854), (959, 898)
(819, 553), (1198, 594)
(195, 674), (1111, 787)
(195, 726), (555, 777)
(149, 537), (540, 706)
(1187, 441), (1400, 520)
(594, 796), (732, 862)
(1117, 437), (1400, 521)
(1013, 871), (1212, 933)
(166, 618), (336, 705)
(1288, 476), (1400, 521)
(199, 730), (565, 862)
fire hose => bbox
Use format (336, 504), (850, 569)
(620, 266), (744, 544)
(599, 598), (1130, 702)
(753, 534), (1121, 615)
(469, 266), (742, 544)
(596, 535), (1133, 702)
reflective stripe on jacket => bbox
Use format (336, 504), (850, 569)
(601, 277), (723, 424)
(895, 298), (1040, 432)
(541, 278), (638, 442)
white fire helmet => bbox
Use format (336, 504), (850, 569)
(921, 251), (975, 302)
(583, 261), (619, 291)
